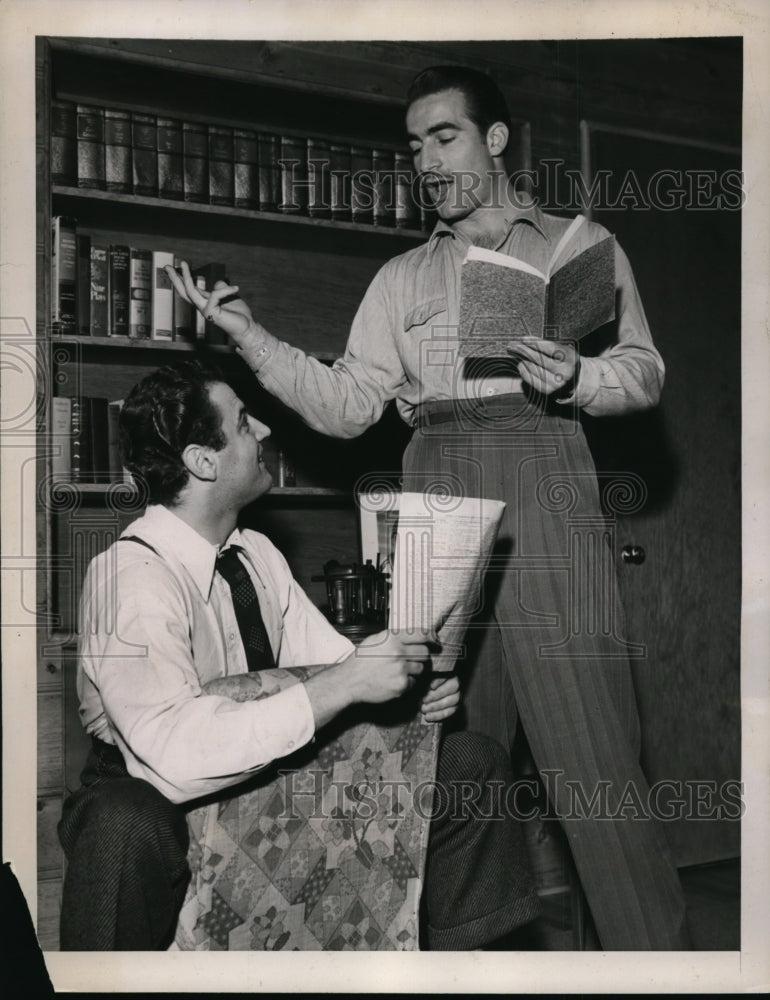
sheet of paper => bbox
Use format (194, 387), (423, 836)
(387, 492), (506, 672)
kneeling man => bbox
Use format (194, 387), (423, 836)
(59, 360), (538, 950)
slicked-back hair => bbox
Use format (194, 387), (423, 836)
(407, 65), (512, 136)
(119, 360), (229, 506)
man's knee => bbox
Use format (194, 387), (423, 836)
(438, 730), (513, 786)
(62, 777), (188, 859)
(433, 731), (513, 824)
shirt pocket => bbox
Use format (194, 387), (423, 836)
(403, 297), (447, 332)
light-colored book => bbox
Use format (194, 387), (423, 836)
(129, 248), (152, 339)
(151, 250), (175, 341)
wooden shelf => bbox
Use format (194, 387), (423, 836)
(49, 334), (339, 363)
(52, 187), (427, 242)
(51, 482), (350, 500)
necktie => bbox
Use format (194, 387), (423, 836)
(215, 546), (276, 671)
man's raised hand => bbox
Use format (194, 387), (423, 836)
(164, 260), (261, 352)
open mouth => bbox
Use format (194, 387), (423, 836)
(420, 173), (452, 204)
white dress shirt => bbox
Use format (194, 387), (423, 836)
(77, 504), (354, 803)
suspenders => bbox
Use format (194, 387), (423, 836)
(121, 535), (159, 555)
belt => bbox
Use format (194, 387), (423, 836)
(414, 393), (529, 428)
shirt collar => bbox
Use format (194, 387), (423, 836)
(426, 189), (549, 256)
(121, 504), (244, 601)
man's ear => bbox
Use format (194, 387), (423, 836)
(181, 442), (217, 483)
(486, 121), (509, 158)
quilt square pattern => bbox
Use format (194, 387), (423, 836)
(175, 713), (439, 951)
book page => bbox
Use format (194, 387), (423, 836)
(464, 243), (546, 279)
(547, 234), (616, 341)
(544, 212), (586, 277)
(458, 256), (546, 354)
(387, 492), (506, 672)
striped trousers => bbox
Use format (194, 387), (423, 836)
(403, 394), (690, 950)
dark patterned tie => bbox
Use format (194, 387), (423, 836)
(215, 546), (276, 671)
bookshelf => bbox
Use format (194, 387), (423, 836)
(52, 186), (427, 240)
(37, 37), (423, 950)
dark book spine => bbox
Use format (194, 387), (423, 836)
(109, 245), (130, 337)
(157, 117), (183, 201)
(132, 112), (158, 197)
(90, 243), (109, 336)
(76, 233), (91, 335)
(194, 274), (207, 341)
(104, 108), (132, 193)
(193, 263), (228, 345)
(72, 396), (94, 483)
(208, 125), (234, 206)
(307, 137), (331, 219)
(394, 152), (419, 229)
(329, 142), (351, 221)
(129, 248), (152, 339)
(50, 100), (77, 186)
(258, 133), (280, 211)
(183, 120), (208, 203)
(173, 254), (194, 341)
(279, 136), (308, 214)
(80, 396), (94, 484)
(107, 400), (123, 481)
(89, 397), (111, 483)
(51, 396), (72, 482)
(350, 146), (374, 224)
(233, 128), (258, 209)
(76, 105), (105, 189)
(70, 396), (84, 483)
(51, 216), (77, 333)
(373, 148), (395, 227)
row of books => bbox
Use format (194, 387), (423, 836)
(51, 395), (130, 485)
(51, 100), (434, 229)
(51, 216), (227, 341)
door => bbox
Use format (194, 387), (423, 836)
(581, 125), (742, 866)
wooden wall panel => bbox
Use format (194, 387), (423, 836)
(37, 795), (65, 880)
(38, 691), (64, 794)
(37, 878), (62, 952)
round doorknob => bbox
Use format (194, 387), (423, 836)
(621, 544), (646, 564)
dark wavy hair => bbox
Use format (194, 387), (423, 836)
(119, 360), (228, 506)
(407, 65), (511, 136)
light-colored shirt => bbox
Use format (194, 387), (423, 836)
(77, 504), (354, 803)
(240, 203), (664, 436)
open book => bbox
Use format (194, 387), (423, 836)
(458, 214), (616, 355)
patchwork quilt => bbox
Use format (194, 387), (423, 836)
(174, 700), (440, 951)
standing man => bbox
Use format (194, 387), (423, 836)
(59, 360), (539, 951)
(167, 66), (689, 950)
